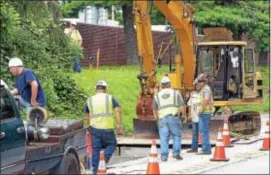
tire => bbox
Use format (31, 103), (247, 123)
(54, 153), (80, 175)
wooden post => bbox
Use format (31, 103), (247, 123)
(96, 48), (100, 70)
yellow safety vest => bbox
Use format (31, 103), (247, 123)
(87, 93), (114, 129)
(154, 88), (180, 119)
(199, 85), (214, 114)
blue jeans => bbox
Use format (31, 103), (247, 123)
(199, 113), (211, 153)
(158, 115), (181, 158)
(88, 127), (117, 174)
(191, 122), (199, 150)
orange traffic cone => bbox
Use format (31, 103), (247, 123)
(223, 120), (233, 147)
(198, 133), (202, 144)
(210, 128), (229, 161)
(86, 130), (92, 171)
(260, 121), (270, 151)
(97, 151), (107, 174)
(146, 140), (160, 174)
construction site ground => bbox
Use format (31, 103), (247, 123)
(102, 113), (270, 174)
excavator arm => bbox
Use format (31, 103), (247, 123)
(134, 0), (196, 121)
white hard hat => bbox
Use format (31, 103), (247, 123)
(70, 21), (77, 26)
(96, 80), (108, 88)
(8, 57), (23, 67)
(160, 76), (171, 84)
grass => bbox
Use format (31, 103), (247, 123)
(72, 65), (270, 133)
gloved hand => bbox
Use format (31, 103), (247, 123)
(117, 125), (124, 135)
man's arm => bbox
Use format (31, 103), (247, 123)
(83, 103), (90, 125)
(112, 97), (123, 135)
(152, 96), (159, 120)
(30, 80), (39, 106)
(114, 107), (122, 127)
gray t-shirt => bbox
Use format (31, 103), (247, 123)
(152, 89), (184, 110)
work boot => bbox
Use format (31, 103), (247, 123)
(161, 156), (168, 162)
(173, 155), (183, 160)
(196, 150), (212, 155)
(187, 149), (198, 153)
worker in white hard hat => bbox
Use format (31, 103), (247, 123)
(152, 76), (185, 161)
(64, 20), (83, 72)
(83, 80), (123, 174)
(8, 57), (46, 109)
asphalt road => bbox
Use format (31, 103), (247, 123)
(202, 154), (270, 174)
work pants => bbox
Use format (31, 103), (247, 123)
(191, 122), (199, 151)
(199, 113), (211, 153)
(88, 127), (117, 174)
(158, 115), (182, 159)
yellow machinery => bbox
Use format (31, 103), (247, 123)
(133, 1), (263, 140)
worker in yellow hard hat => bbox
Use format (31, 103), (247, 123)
(152, 76), (185, 161)
(83, 80), (123, 174)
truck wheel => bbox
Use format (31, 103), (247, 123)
(54, 153), (80, 174)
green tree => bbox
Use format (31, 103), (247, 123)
(194, 0), (270, 52)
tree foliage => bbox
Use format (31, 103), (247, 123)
(1, 0), (86, 119)
(195, 0), (270, 52)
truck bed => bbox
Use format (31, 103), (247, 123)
(24, 119), (86, 174)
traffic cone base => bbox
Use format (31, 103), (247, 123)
(210, 157), (229, 161)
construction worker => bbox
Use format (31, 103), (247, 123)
(152, 76), (184, 161)
(8, 57), (47, 110)
(196, 74), (213, 155)
(84, 80), (123, 174)
(187, 83), (201, 153)
(64, 21), (82, 72)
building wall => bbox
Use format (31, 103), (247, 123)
(77, 23), (174, 66)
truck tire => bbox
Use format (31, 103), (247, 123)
(54, 152), (80, 174)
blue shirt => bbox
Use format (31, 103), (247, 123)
(83, 95), (120, 113)
(15, 68), (46, 107)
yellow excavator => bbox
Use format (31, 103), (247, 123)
(133, 0), (263, 140)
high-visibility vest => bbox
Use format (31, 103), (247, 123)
(87, 93), (114, 129)
(199, 85), (214, 114)
(154, 88), (180, 119)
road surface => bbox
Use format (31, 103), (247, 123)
(202, 154), (270, 174)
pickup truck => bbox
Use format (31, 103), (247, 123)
(0, 83), (87, 174)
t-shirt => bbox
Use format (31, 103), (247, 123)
(64, 28), (82, 45)
(83, 95), (120, 113)
(152, 88), (184, 110)
(200, 85), (213, 114)
(187, 91), (200, 122)
(15, 68), (46, 107)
